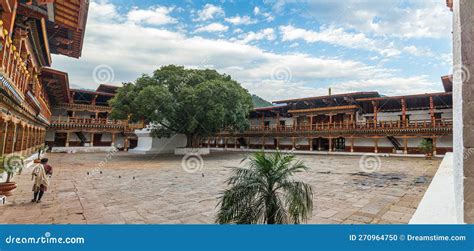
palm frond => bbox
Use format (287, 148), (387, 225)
(216, 151), (314, 224)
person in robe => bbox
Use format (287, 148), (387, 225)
(31, 158), (53, 203)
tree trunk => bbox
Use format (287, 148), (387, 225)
(186, 134), (201, 148)
(186, 134), (192, 148)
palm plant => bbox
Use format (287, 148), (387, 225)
(216, 151), (313, 224)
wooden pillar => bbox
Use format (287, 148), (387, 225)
(111, 133), (116, 147)
(276, 112), (280, 131)
(234, 138), (238, 149)
(124, 137), (129, 151)
(90, 132), (94, 147)
(403, 137), (408, 154)
(261, 113), (265, 129)
(372, 101), (378, 128)
(292, 137), (296, 149)
(318, 138), (322, 151)
(374, 138), (379, 153)
(350, 137), (354, 152)
(0, 120), (8, 156)
(65, 131), (70, 147)
(24, 126), (30, 155)
(328, 138), (333, 152)
(308, 138), (313, 151)
(1, 0), (18, 36)
(401, 98), (407, 127)
(18, 124), (25, 154)
(429, 96), (435, 127)
(40, 130), (45, 147)
(246, 137), (250, 149)
(432, 137), (437, 156)
(262, 137), (266, 150)
(310, 115), (313, 130)
(10, 122), (17, 154)
(276, 138), (279, 150)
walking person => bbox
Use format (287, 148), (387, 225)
(31, 158), (53, 203)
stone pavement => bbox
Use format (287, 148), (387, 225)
(0, 152), (440, 224)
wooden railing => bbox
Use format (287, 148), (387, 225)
(50, 116), (145, 130)
(51, 116), (127, 126)
(56, 103), (113, 112)
(220, 119), (453, 135)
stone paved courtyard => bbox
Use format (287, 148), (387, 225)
(0, 152), (441, 224)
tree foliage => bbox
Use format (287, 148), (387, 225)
(109, 65), (253, 147)
(251, 94), (272, 107)
(216, 151), (313, 224)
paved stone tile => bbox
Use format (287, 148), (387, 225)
(0, 152), (440, 224)
(381, 211), (413, 223)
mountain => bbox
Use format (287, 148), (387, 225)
(252, 94), (272, 108)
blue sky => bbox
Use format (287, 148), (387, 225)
(52, 0), (453, 101)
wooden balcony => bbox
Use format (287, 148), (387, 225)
(50, 116), (145, 132)
(217, 119), (453, 137)
(0, 21), (27, 103)
(0, 21), (52, 121)
(55, 103), (113, 112)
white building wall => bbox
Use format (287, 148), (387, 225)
(45, 130), (55, 141)
(361, 108), (452, 122)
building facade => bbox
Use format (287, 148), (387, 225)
(45, 82), (143, 151)
(208, 79), (453, 155)
(0, 0), (89, 158)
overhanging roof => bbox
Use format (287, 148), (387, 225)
(41, 68), (71, 104)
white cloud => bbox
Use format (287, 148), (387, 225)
(403, 45), (434, 57)
(298, 1), (451, 39)
(289, 42), (299, 48)
(225, 15), (257, 25)
(332, 75), (439, 96)
(280, 25), (400, 57)
(253, 6), (274, 22)
(51, 0), (442, 102)
(237, 28), (276, 44)
(195, 4), (224, 21)
(195, 23), (228, 33)
(127, 6), (177, 26)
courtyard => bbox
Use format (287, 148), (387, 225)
(0, 152), (440, 224)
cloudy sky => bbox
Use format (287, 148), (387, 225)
(51, 0), (452, 102)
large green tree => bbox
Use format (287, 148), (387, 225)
(109, 65), (253, 147)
